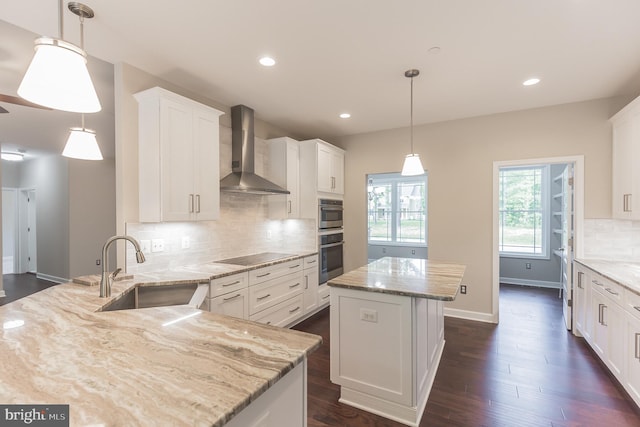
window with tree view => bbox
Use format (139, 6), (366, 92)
(499, 165), (549, 257)
(367, 173), (427, 245)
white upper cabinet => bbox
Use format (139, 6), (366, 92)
(316, 142), (344, 194)
(611, 96), (640, 219)
(135, 87), (224, 222)
(267, 137), (300, 219)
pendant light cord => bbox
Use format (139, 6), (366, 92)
(410, 75), (414, 154)
(58, 0), (64, 39)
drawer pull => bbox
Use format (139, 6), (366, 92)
(289, 282), (301, 289)
(634, 306), (640, 312)
(605, 288), (619, 296)
(289, 264), (301, 269)
(257, 293), (271, 301)
(307, 259), (317, 264)
(592, 280), (603, 287)
(635, 333), (640, 360)
(256, 272), (271, 278)
(223, 293), (241, 302)
(289, 306), (301, 314)
(222, 280), (241, 287)
(322, 294), (330, 300)
(266, 321), (272, 325)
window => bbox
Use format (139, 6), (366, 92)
(499, 165), (549, 257)
(367, 172), (427, 245)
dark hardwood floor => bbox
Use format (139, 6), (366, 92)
(294, 284), (640, 426)
(0, 273), (56, 306)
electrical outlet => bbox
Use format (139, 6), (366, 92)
(525, 263), (532, 269)
(151, 239), (165, 253)
(360, 308), (378, 323)
(96, 259), (101, 266)
(140, 240), (151, 253)
(460, 284), (467, 294)
(181, 236), (190, 249)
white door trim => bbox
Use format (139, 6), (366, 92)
(492, 155), (584, 323)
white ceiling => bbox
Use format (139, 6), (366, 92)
(2, 0), (640, 157)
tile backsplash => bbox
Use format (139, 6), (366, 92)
(583, 218), (640, 261)
(125, 192), (316, 273)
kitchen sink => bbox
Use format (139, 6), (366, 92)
(101, 283), (209, 312)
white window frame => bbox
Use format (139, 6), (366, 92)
(367, 172), (427, 247)
(498, 165), (550, 259)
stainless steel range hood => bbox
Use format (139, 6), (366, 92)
(220, 105), (290, 195)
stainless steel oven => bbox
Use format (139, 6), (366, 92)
(319, 231), (344, 283)
(318, 199), (343, 230)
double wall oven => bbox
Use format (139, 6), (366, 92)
(319, 199), (344, 283)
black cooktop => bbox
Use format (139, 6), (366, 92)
(214, 252), (295, 267)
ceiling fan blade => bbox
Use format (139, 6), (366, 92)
(0, 105), (8, 114)
(0, 94), (53, 110)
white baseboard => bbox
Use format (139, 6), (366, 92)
(444, 307), (497, 324)
(0, 290), (5, 298)
(500, 277), (562, 289)
(36, 273), (68, 284)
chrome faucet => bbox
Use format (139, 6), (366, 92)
(100, 235), (146, 298)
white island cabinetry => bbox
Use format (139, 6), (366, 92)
(329, 257), (464, 426)
(135, 86), (224, 222)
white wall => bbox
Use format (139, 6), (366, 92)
(336, 96), (630, 318)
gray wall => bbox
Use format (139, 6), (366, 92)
(335, 96), (631, 318)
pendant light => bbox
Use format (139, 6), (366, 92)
(62, 113), (103, 160)
(17, 1), (101, 113)
(401, 69), (425, 176)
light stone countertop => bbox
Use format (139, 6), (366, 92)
(0, 253), (321, 427)
(328, 257), (465, 301)
(575, 258), (640, 295)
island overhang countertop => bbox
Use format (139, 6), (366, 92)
(328, 257), (466, 301)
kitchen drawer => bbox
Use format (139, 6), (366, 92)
(592, 274), (624, 305)
(209, 272), (248, 298)
(250, 294), (304, 327)
(205, 288), (249, 320)
(318, 283), (330, 306)
(249, 259), (303, 286)
(249, 272), (303, 315)
(304, 255), (319, 269)
(625, 288), (640, 319)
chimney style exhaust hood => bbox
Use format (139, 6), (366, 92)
(220, 105), (290, 195)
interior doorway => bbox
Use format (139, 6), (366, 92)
(492, 156), (584, 328)
(19, 188), (37, 274)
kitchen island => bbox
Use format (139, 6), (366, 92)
(0, 260), (321, 426)
(328, 257), (465, 427)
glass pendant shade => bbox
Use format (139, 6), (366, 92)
(401, 154), (425, 176)
(18, 38), (101, 113)
(62, 127), (103, 160)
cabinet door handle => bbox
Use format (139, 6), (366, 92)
(577, 271), (583, 289)
(288, 200), (292, 214)
(289, 306), (301, 314)
(189, 194), (194, 213)
(257, 293), (271, 301)
(601, 304), (607, 326)
(256, 272), (271, 278)
(223, 293), (241, 302)
(196, 194), (201, 213)
(222, 280), (241, 287)
(605, 288), (619, 296)
(598, 303), (604, 324)
(289, 264), (300, 269)
(289, 282), (301, 289)
(635, 333), (640, 360)
(305, 275), (308, 290)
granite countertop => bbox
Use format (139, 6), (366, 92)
(0, 253), (321, 427)
(328, 257), (465, 301)
(575, 258), (640, 295)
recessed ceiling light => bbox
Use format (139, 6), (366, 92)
(1, 152), (24, 161)
(259, 56), (276, 67)
(339, 113), (351, 119)
(523, 78), (540, 86)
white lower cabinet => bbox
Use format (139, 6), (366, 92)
(250, 294), (304, 327)
(208, 289), (249, 319)
(318, 284), (331, 307)
(226, 361), (306, 427)
(574, 261), (640, 409)
(574, 267), (589, 338)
